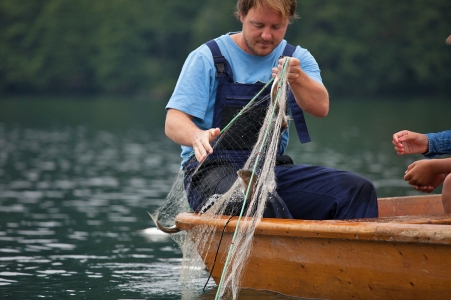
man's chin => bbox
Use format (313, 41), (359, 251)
(253, 46), (274, 56)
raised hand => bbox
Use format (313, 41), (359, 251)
(392, 130), (429, 155)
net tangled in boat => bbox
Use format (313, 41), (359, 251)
(151, 60), (292, 300)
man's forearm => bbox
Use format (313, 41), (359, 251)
(165, 108), (200, 147)
(289, 70), (329, 118)
(165, 108), (221, 162)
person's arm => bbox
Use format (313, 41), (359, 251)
(165, 108), (220, 162)
(272, 57), (329, 118)
(424, 130), (451, 157)
(404, 158), (451, 193)
(392, 130), (451, 158)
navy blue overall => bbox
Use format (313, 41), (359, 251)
(183, 40), (379, 220)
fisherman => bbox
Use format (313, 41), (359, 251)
(164, 0), (378, 220)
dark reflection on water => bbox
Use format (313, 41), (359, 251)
(0, 97), (447, 299)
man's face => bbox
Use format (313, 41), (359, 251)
(239, 6), (289, 56)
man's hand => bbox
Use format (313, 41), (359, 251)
(272, 57), (302, 83)
(272, 57), (329, 118)
(192, 128), (220, 162)
(165, 108), (221, 163)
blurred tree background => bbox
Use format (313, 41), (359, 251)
(1, 0), (450, 100)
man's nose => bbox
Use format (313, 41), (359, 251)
(261, 27), (272, 40)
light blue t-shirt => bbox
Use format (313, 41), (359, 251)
(166, 32), (323, 164)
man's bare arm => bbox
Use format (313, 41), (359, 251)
(165, 108), (220, 162)
(272, 57), (329, 118)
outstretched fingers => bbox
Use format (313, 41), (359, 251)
(193, 128), (220, 162)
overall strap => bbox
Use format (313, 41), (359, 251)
(282, 43), (311, 144)
(205, 40), (234, 83)
(205, 39), (311, 144)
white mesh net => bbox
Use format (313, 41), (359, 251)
(151, 60), (292, 299)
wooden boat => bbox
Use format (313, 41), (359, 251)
(175, 194), (451, 299)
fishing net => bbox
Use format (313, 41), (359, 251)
(151, 60), (292, 299)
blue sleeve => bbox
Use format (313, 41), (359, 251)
(166, 45), (216, 124)
(294, 47), (323, 84)
(423, 130), (451, 158)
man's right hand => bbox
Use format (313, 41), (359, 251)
(192, 128), (220, 162)
(165, 108), (221, 163)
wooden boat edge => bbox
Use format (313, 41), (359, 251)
(174, 194), (451, 299)
(175, 194), (451, 244)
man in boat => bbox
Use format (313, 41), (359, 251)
(393, 130), (451, 212)
(164, 0), (378, 220)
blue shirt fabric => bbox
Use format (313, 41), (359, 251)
(166, 32), (323, 164)
(424, 130), (451, 158)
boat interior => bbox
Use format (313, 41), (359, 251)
(376, 194), (451, 225)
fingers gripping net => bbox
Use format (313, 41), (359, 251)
(152, 60), (292, 299)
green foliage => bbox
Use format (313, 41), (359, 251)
(0, 0), (450, 98)
(296, 0), (451, 96)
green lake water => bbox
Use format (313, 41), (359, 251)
(0, 96), (448, 299)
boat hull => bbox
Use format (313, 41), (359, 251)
(175, 195), (451, 299)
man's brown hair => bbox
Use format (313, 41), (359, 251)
(234, 0), (298, 21)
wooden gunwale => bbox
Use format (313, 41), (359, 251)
(175, 194), (451, 245)
(176, 213), (451, 244)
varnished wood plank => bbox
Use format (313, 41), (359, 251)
(378, 194), (443, 217)
(175, 194), (451, 299)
